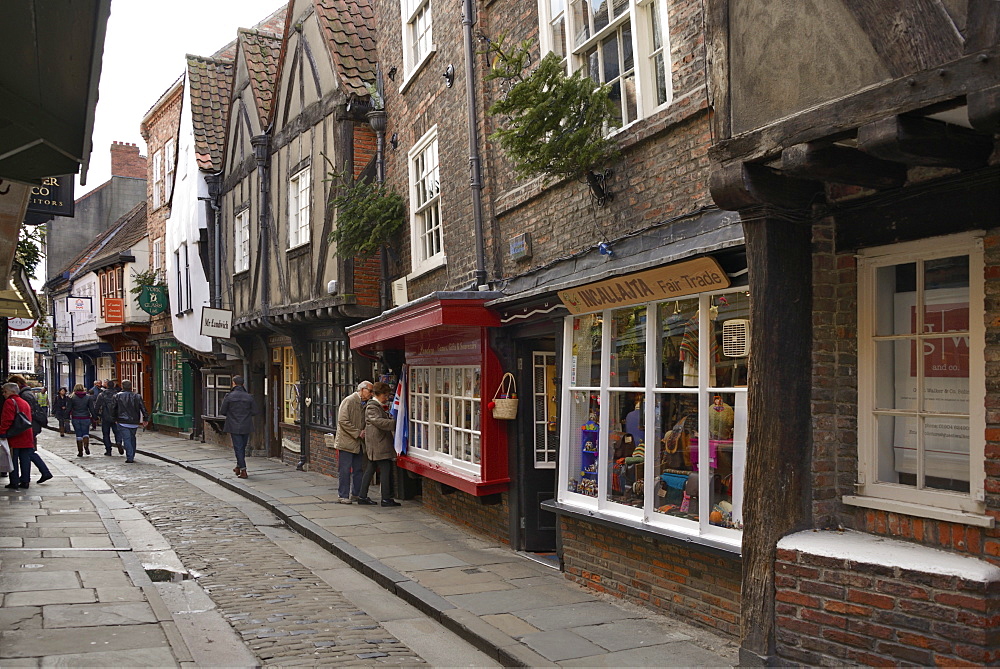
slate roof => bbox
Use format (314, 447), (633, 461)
(314, 0), (376, 99)
(186, 55), (235, 171)
(49, 201), (148, 288)
(239, 28), (283, 127)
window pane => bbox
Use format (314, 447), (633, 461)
(922, 336), (969, 413)
(608, 390), (644, 507)
(924, 255), (969, 333)
(924, 417), (970, 491)
(621, 20), (633, 72)
(602, 33), (620, 82)
(876, 263), (916, 336)
(612, 0), (628, 18)
(875, 340), (917, 411)
(876, 414), (917, 486)
(568, 390), (600, 498)
(709, 393), (744, 529)
(712, 292), (751, 388)
(653, 53), (668, 106)
(611, 306), (645, 387)
(571, 0), (590, 46)
(591, 0), (608, 32)
(658, 298), (698, 388)
(652, 393), (699, 520)
(552, 16), (567, 58)
(586, 46), (600, 83)
(571, 314), (602, 387)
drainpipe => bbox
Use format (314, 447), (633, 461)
(462, 0), (489, 290)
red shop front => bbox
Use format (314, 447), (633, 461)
(347, 293), (509, 496)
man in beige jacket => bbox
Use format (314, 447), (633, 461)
(334, 380), (373, 503)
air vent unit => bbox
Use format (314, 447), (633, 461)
(722, 319), (750, 358)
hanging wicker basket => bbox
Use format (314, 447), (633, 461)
(491, 372), (518, 420)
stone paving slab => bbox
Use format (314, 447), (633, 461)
(42, 601), (158, 627)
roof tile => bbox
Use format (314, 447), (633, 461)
(186, 55), (235, 171)
(314, 0), (376, 99)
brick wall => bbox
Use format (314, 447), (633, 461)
(775, 544), (1000, 666)
(561, 516), (741, 638)
(420, 484), (510, 546)
(110, 142), (147, 179)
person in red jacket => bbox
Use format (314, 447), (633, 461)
(2, 381), (35, 489)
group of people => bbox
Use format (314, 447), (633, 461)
(49, 379), (149, 462)
(2, 375), (53, 489)
(217, 377), (400, 507)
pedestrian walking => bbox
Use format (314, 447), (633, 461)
(53, 387), (70, 437)
(89, 379), (103, 396)
(218, 375), (259, 479)
(334, 380), (373, 503)
(357, 381), (400, 507)
(36, 387), (48, 420)
(2, 382), (37, 489)
(111, 379), (149, 463)
(9, 375), (53, 483)
(94, 380), (124, 455)
(67, 383), (96, 456)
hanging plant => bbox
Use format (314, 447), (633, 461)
(326, 167), (405, 259)
(129, 268), (166, 295)
(483, 36), (621, 190)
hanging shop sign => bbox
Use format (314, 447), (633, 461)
(67, 296), (92, 312)
(104, 297), (125, 324)
(201, 307), (233, 339)
(7, 317), (37, 331)
(26, 175), (74, 218)
(557, 256), (731, 315)
(138, 285), (168, 316)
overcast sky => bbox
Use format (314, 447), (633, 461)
(80, 0), (286, 196)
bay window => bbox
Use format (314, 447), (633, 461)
(408, 365), (482, 476)
(560, 288), (750, 545)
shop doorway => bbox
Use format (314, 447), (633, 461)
(516, 343), (558, 552)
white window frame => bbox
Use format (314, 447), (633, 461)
(288, 166), (311, 249)
(407, 127), (445, 277)
(400, 0), (436, 91)
(152, 148), (163, 209)
(537, 0), (672, 129)
(164, 140), (175, 203)
(408, 365), (482, 477)
(853, 233), (987, 522)
(152, 238), (163, 274)
(234, 208), (250, 273)
(557, 288), (750, 550)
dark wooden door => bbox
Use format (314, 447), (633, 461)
(517, 344), (558, 552)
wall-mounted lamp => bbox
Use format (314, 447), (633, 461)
(387, 66), (397, 81)
(390, 133), (399, 150)
(443, 64), (455, 88)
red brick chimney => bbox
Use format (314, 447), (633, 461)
(110, 141), (147, 179)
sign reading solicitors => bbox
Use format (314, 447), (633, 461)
(201, 307), (233, 339)
(557, 256), (730, 315)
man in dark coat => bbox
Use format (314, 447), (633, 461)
(110, 379), (149, 463)
(219, 375), (259, 479)
(94, 379), (123, 456)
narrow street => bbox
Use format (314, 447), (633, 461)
(1, 428), (738, 667)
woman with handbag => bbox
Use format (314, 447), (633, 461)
(67, 383), (96, 456)
(2, 382), (36, 489)
(356, 382), (400, 507)
(53, 387), (70, 437)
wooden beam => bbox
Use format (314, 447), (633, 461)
(858, 115), (993, 169)
(705, 0), (730, 141)
(969, 85), (1000, 133)
(710, 45), (1000, 165)
(781, 142), (907, 190)
(710, 162), (824, 212)
(966, 0), (1000, 53)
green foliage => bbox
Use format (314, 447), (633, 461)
(484, 37), (620, 182)
(327, 168), (405, 259)
(15, 225), (44, 278)
(129, 268), (166, 296)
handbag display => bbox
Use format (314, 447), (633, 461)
(3, 398), (33, 438)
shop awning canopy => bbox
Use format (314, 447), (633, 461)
(0, 0), (110, 185)
(347, 291), (502, 351)
(0, 263), (41, 319)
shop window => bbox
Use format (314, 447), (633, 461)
(203, 373), (231, 418)
(99, 266), (123, 318)
(538, 0), (671, 128)
(408, 365), (482, 476)
(533, 352), (558, 468)
(234, 208), (250, 273)
(401, 0), (434, 82)
(8, 347), (34, 374)
(309, 340), (354, 428)
(408, 127), (444, 276)
(561, 289), (750, 544)
(855, 234), (985, 517)
(119, 345), (144, 393)
(96, 355), (114, 382)
(282, 346), (299, 424)
(288, 166), (311, 249)
(159, 348), (184, 414)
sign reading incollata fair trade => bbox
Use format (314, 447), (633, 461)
(557, 256), (730, 315)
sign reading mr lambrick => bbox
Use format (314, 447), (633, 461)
(557, 257), (730, 315)
(201, 307), (233, 339)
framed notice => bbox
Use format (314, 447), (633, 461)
(201, 307), (233, 339)
(67, 296), (92, 313)
(104, 298), (125, 324)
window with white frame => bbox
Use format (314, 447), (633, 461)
(152, 148), (163, 209)
(408, 366), (482, 476)
(235, 208), (250, 273)
(159, 347), (184, 414)
(309, 340), (354, 428)
(152, 238), (163, 274)
(164, 141), (175, 202)
(203, 372), (232, 418)
(408, 128), (444, 275)
(401, 0), (434, 79)
(282, 346), (299, 423)
(538, 0), (671, 127)
(8, 347), (34, 375)
(560, 288), (751, 545)
(855, 234), (986, 517)
(183, 244), (191, 311)
(288, 166), (311, 248)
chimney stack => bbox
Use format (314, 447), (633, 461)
(110, 141), (147, 179)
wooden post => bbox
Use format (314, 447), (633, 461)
(739, 207), (814, 664)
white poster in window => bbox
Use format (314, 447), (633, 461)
(893, 287), (970, 481)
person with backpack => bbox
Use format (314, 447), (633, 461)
(53, 387), (70, 437)
(8, 375), (53, 483)
(2, 382), (38, 489)
(94, 380), (124, 456)
(111, 379), (149, 463)
(67, 383), (96, 456)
